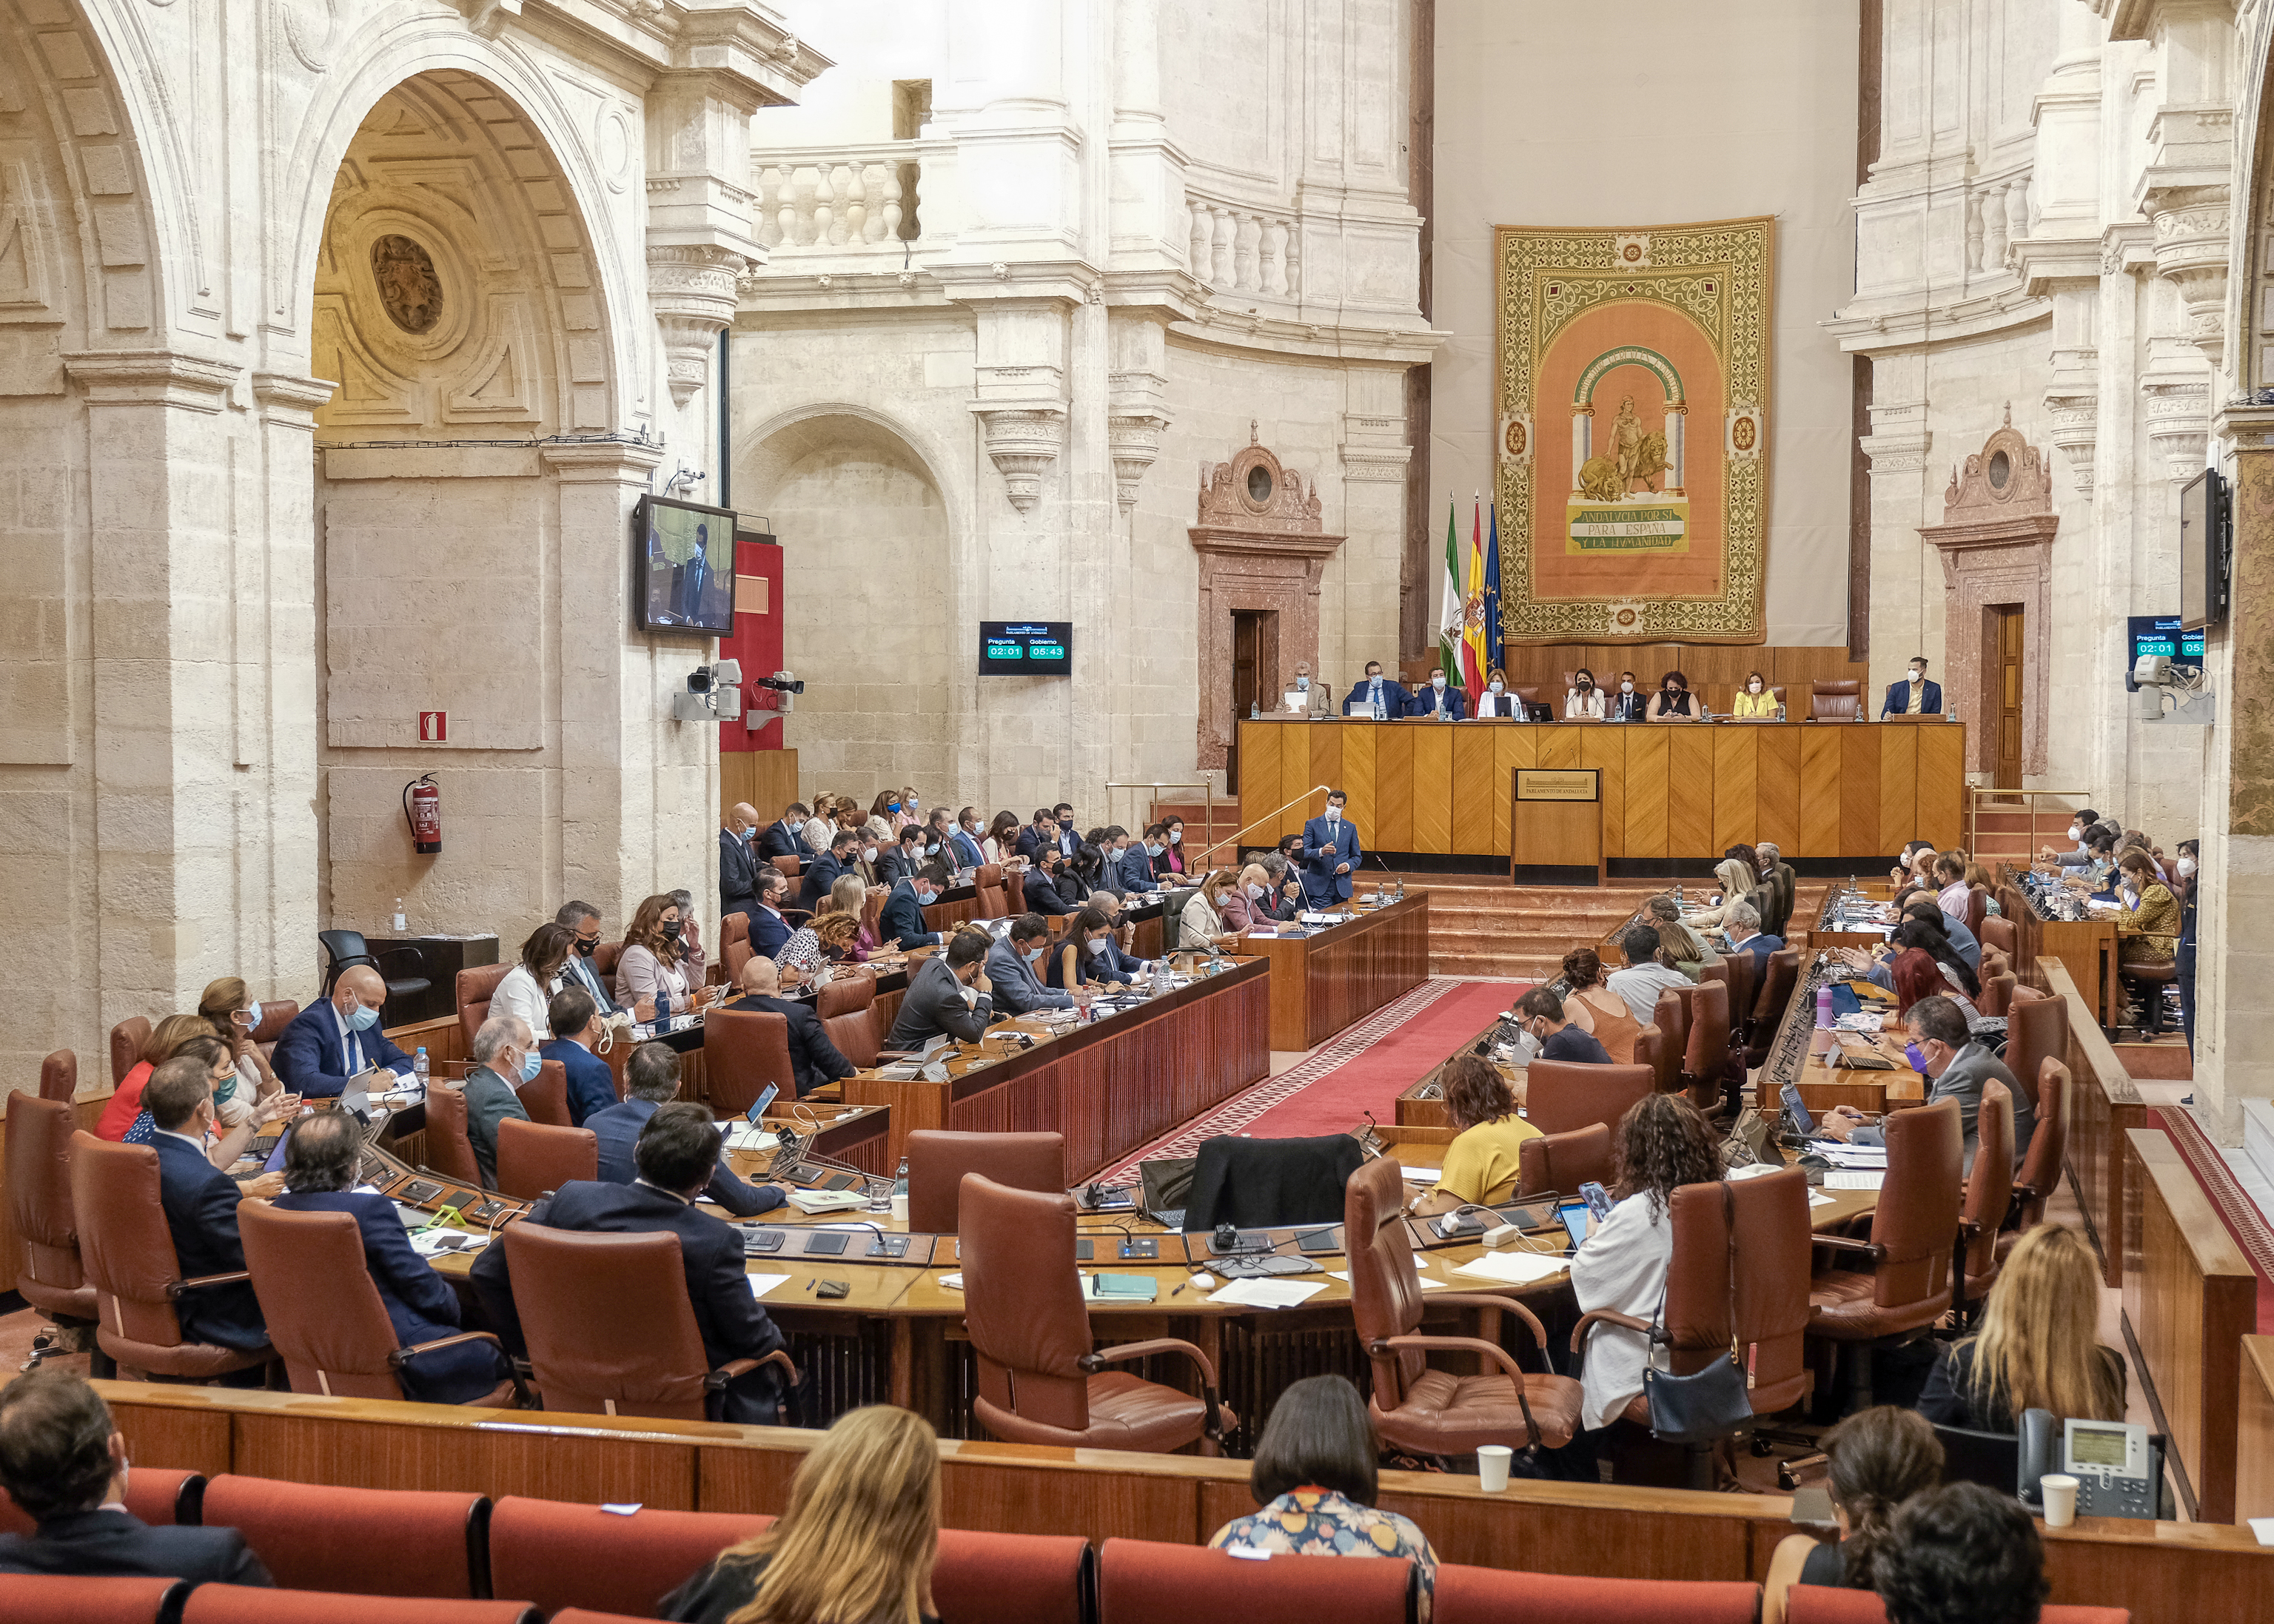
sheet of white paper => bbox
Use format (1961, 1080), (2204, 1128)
(1822, 1171), (1886, 1192)
(1398, 1166), (1443, 1185)
(936, 1273), (964, 1292)
(745, 1272), (793, 1299)
(1452, 1251), (1569, 1285)
(600, 1503), (643, 1516)
(1207, 1278), (1326, 1309)
(1330, 1269), (1443, 1289)
(1808, 1192), (1838, 1208)
(2249, 1517), (2274, 1546)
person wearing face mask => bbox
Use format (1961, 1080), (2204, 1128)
(1565, 667), (1607, 720)
(1298, 790), (1363, 909)
(274, 963), (415, 1098)
(985, 914), (1079, 1016)
(195, 976), (289, 1113)
(720, 801), (763, 925)
(1471, 668), (1520, 719)
(492, 922), (577, 1051)
(1050, 802), (1080, 856)
(614, 894), (708, 1021)
(1016, 807), (1059, 865)
(876, 825), (926, 888)
(1344, 660), (1412, 719)
(1110, 826), (1163, 893)
(982, 810), (1023, 869)
(1258, 853), (1304, 922)
(141, 1058), (272, 1351)
(1819, 995), (2032, 1172)
(553, 900), (627, 1018)
(1221, 862), (1273, 932)
(2039, 806), (2103, 869)
(2176, 837), (2199, 1053)
(1177, 870), (1246, 952)
(1879, 655), (1944, 719)
(723, 957), (856, 1097)
(1052, 905), (1136, 990)
(1648, 668), (1699, 722)
(1025, 848), (1082, 917)
(1516, 986), (1610, 1064)
(458, 1013), (538, 1190)
(1607, 669), (1649, 722)
(540, 986), (621, 1126)
(744, 869), (796, 963)
(1731, 668), (1777, 719)
(799, 829), (862, 911)
(885, 927), (998, 1047)
(822, 873), (882, 961)
(869, 789), (910, 831)
(949, 806), (988, 870)
(850, 816), (892, 886)
(1153, 815), (1189, 879)
(925, 805), (958, 870)
(757, 802), (816, 863)
(879, 863), (945, 950)
(1407, 665), (1466, 719)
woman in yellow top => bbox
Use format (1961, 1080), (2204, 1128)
(1413, 1054), (1540, 1213)
(2114, 849), (2179, 966)
(1730, 670), (1778, 719)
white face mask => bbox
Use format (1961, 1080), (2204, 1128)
(1087, 937), (1109, 956)
(2067, 825), (2082, 841)
(1326, 806), (1341, 821)
(1295, 674), (1310, 690)
(1620, 681), (1634, 694)
(1247, 883), (1264, 899)
(2178, 856), (2196, 876)
(1366, 671), (1382, 684)
(233, 1002), (261, 1029)
(1489, 680), (1503, 694)
(1910, 669), (1924, 681)
(863, 846), (878, 862)
(1168, 830), (1181, 845)
(1432, 675), (1446, 689)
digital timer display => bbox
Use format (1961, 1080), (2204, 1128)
(979, 621), (1073, 675)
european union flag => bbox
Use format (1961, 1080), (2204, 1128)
(1484, 503), (1504, 676)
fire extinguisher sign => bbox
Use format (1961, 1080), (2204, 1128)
(418, 711), (448, 742)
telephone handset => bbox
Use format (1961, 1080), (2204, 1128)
(2016, 1408), (2054, 1509)
(2019, 1408), (2161, 1520)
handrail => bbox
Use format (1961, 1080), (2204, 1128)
(1195, 783), (1330, 864)
(1963, 785), (2092, 859)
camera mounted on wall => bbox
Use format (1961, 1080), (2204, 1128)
(745, 671), (805, 714)
(670, 657), (744, 722)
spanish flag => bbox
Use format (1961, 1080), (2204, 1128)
(1460, 500), (1487, 694)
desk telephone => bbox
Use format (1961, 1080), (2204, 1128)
(2019, 1411), (2161, 1520)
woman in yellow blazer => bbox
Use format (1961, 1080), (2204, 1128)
(1731, 670), (1779, 719)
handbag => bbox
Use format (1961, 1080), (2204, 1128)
(1640, 1183), (1757, 1444)
(1719, 1107), (1782, 1170)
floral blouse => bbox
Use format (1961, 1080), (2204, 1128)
(1208, 1489), (1438, 1619)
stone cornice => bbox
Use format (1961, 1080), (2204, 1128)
(1824, 286), (2051, 355)
(63, 350), (240, 412)
(540, 437), (668, 478)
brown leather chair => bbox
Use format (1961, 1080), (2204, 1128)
(906, 1130), (1064, 1233)
(38, 1049), (76, 1103)
(771, 854), (802, 879)
(1955, 1081), (2014, 1316)
(722, 913), (748, 953)
(1345, 1158), (1580, 1454)
(702, 1006), (792, 1116)
(724, 937), (754, 984)
(1650, 987), (1688, 1092)
(862, 888), (888, 945)
(2004, 986), (2066, 1110)
(239, 1203), (515, 1406)
(1523, 1061), (1652, 1139)
(1677, 979), (1732, 1113)
(1516, 1123), (1611, 1200)
(1808, 680), (1862, 721)
(423, 1084), (485, 1187)
(1004, 870), (1027, 914)
(974, 864), (1008, 920)
(457, 962), (512, 1046)
(494, 1118), (599, 1201)
(1633, 1023), (1676, 1095)
(1572, 1166), (1814, 1483)
(1720, 950), (1757, 1044)
(1807, 1098), (1963, 1400)
(110, 1017), (150, 1091)
(816, 978), (879, 1068)
(1745, 948), (1802, 1068)
(67, 1133), (272, 1380)
(520, 1059), (571, 1128)
(7, 1093), (101, 1368)
(1979, 915), (2017, 957)
(592, 941), (623, 982)
(500, 1222), (796, 1420)
(2001, 1057), (2069, 1261)
(1977, 969), (2016, 1019)
(2120, 954), (2179, 1037)
(960, 1174), (1230, 1452)
(1964, 885), (1990, 939)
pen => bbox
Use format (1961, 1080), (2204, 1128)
(804, 1277), (815, 1292)
(1171, 1281), (1187, 1297)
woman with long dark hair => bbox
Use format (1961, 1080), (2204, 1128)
(1557, 945), (1641, 1061)
(1764, 1406), (1944, 1604)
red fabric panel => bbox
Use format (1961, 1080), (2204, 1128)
(934, 1528), (1090, 1624)
(0, 1574), (183, 1623)
(549, 1613), (655, 1624)
(486, 1498), (769, 1618)
(1097, 1539), (1409, 1624)
(1786, 1587), (2125, 1624)
(200, 1476), (480, 1599)
(0, 1471), (198, 1540)
(179, 1587), (534, 1624)
(1435, 1563), (1760, 1624)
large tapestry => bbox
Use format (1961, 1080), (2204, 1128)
(1492, 218), (1774, 644)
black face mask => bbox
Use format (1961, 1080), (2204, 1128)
(661, 921), (682, 942)
(574, 936), (598, 957)
(1059, 816), (1073, 828)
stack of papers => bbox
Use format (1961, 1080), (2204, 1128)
(1331, 1269), (1443, 1290)
(785, 1189), (868, 1215)
(1398, 1166), (1443, 1186)
(409, 1229), (486, 1257)
(1452, 1251), (1568, 1285)
(1812, 1144), (1888, 1169)
(1822, 1170), (1885, 1192)
(745, 1273), (791, 1299)
(1206, 1278), (1326, 1309)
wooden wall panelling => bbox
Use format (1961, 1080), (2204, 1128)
(1838, 729), (1883, 857)
(1579, 728), (1626, 860)
(1666, 730), (1717, 861)
(2046, 962), (2141, 1288)
(1915, 723), (1966, 850)
(233, 1412), (703, 1509)
(1754, 725), (1801, 859)
(2240, 1337), (2274, 1523)
(1409, 727), (1455, 854)
(1711, 728), (1759, 860)
(1535, 727), (1583, 771)
(719, 748), (801, 828)
(107, 1399), (234, 1480)
(1340, 725), (1377, 843)
(1307, 728), (1343, 832)
(1623, 729), (1671, 859)
(1278, 722), (1315, 843)
(1877, 726), (1919, 854)
(1450, 728), (1496, 855)
(1374, 727), (1416, 850)
(1797, 727), (1842, 859)
(1491, 727), (1538, 857)
(1295, 897), (1429, 1050)
(1236, 723), (1278, 842)
(1372, 1486), (1764, 1583)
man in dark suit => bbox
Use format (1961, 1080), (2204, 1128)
(948, 807), (988, 870)
(461, 1015), (535, 1190)
(539, 987), (620, 1126)
(985, 915), (1076, 1016)
(1822, 996), (2034, 1173)
(798, 830), (857, 911)
(144, 1060), (268, 1352)
(748, 870), (796, 961)
(1107, 828), (1160, 893)
(1050, 802), (1080, 858)
(1014, 808), (1057, 865)
(272, 964), (412, 1098)
(1025, 850), (1080, 916)
(1879, 655), (1945, 719)
(1408, 667), (1466, 719)
(1723, 902), (1785, 970)
(1342, 660), (1412, 719)
(0, 1369), (273, 1583)
(719, 801), (762, 925)
(722, 958), (854, 1098)
(470, 1102), (792, 1423)
(586, 1043), (783, 1217)
(554, 900), (623, 1017)
(1606, 671), (1649, 722)
(878, 872), (942, 950)
(1756, 842), (1799, 939)
(884, 932), (996, 1047)
(756, 802), (814, 862)
(1298, 790), (1362, 909)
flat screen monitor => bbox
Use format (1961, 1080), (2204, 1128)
(2179, 468), (2227, 632)
(635, 494), (737, 637)
(2124, 614), (2204, 691)
(980, 620), (1072, 675)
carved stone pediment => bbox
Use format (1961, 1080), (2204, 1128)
(1937, 404), (2053, 526)
(1195, 426), (1326, 534)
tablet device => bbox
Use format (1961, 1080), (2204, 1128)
(1780, 1081), (1816, 1138)
(1558, 1201), (1592, 1249)
(743, 1083), (779, 1126)
(1295, 1226), (1342, 1255)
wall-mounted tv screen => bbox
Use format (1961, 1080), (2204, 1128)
(636, 494), (737, 637)
(2124, 614), (2204, 691)
(981, 621), (1072, 675)
(2179, 467), (2228, 633)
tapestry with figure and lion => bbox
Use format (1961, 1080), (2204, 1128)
(1492, 217), (1773, 644)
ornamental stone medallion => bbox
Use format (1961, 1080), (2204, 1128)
(372, 235), (443, 334)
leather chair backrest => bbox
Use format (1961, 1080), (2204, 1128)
(1004, 870), (1027, 915)
(67, 1132), (190, 1347)
(489, 1499), (776, 1620)
(907, 1130), (1064, 1233)
(457, 962), (513, 1046)
(1653, 986), (1690, 1061)
(1097, 1538), (1412, 1624)
(39, 1049), (76, 1103)
(494, 1119), (599, 1201)
(503, 1222), (714, 1417)
(200, 1474), (489, 1600)
(1808, 680), (1861, 721)
(1342, 1158), (1429, 1409)
(1979, 945), (2010, 983)
(974, 863), (1008, 920)
(423, 1084), (484, 1188)
(593, 942), (623, 979)
(521, 1059), (571, 1129)
(2004, 990), (2066, 1110)
(724, 938), (753, 984)
(1665, 1168), (1814, 1413)
(1978, 970), (2016, 1018)
(1720, 951), (1757, 1036)
(959, 1174), (1094, 1432)
(1867, 1098), (1964, 1313)
(861, 888), (887, 944)
(238, 1203), (407, 1400)
(1979, 915), (2018, 956)
(771, 854), (801, 879)
(702, 1007), (793, 1117)
(1965, 885), (1989, 937)
(1517, 1123), (1611, 1200)
(1633, 1024), (1675, 1094)
(1682, 979), (1731, 1101)
(1697, 958), (1729, 992)
(110, 1018), (151, 1091)
(816, 978), (879, 1068)
(249, 1001), (300, 1048)
(1753, 949), (1802, 1029)
(722, 913), (748, 950)
(1962, 1082), (2015, 1283)
(2013, 1058), (2069, 1225)
(1524, 1061), (1652, 1138)
(7, 1094), (86, 1294)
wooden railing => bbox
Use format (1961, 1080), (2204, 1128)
(2240, 1335), (2274, 1523)
(2042, 960), (2148, 1287)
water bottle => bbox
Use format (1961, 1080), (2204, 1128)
(893, 1155), (909, 1201)
(1674, 884), (1684, 907)
(392, 896), (407, 933)
(1815, 985), (1834, 1029)
(413, 1047), (429, 1093)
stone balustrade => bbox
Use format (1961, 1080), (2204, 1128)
(752, 146), (919, 251)
(1184, 186), (1300, 300)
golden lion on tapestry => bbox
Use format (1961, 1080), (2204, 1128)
(1577, 432), (1668, 502)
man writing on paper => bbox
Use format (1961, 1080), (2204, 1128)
(1817, 996), (2033, 1172)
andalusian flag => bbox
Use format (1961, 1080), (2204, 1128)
(1461, 503), (1487, 694)
(1438, 497), (1464, 687)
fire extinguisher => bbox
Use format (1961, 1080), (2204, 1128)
(403, 774), (442, 855)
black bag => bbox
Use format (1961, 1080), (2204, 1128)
(1640, 1183), (1755, 1444)
(1137, 1155), (1196, 1226)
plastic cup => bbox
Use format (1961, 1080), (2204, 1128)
(889, 1193), (909, 1224)
(2041, 1473), (2078, 1528)
(1476, 1444), (1513, 1492)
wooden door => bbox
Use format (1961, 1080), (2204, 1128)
(1231, 611), (1262, 785)
(1994, 605), (2025, 789)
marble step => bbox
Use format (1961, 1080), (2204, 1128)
(2242, 1098), (2274, 1203)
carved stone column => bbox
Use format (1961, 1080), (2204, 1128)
(2148, 185), (2233, 365)
(1107, 310), (1170, 514)
(647, 244), (748, 407)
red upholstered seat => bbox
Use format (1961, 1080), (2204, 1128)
(0, 1468), (202, 1539)
(1784, 1586), (2127, 1624)
(179, 1588), (536, 1624)
(934, 1529), (1092, 1624)
(1435, 1563), (1760, 1623)
(487, 1499), (771, 1619)
(199, 1475), (488, 1599)
(1097, 1538), (1412, 1624)
(0, 1574), (187, 1624)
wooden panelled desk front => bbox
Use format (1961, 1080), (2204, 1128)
(1757, 957), (1926, 1119)
(1243, 893), (1429, 1052)
(1235, 718), (1967, 863)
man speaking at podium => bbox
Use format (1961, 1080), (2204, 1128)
(1298, 790), (1362, 910)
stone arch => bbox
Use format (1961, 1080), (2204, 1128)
(2233, 13), (2274, 392)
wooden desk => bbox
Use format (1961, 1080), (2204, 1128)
(2238, 1335), (2274, 1524)
(2001, 874), (2121, 1028)
(1236, 718), (1965, 863)
(1757, 957), (1924, 1118)
(1244, 893), (1429, 1051)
